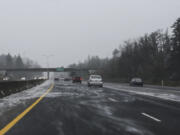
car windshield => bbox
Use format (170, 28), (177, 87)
(90, 75), (101, 79)
(135, 78), (142, 82)
(1, 1), (180, 135)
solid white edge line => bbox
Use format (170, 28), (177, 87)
(108, 98), (118, 102)
(141, 112), (161, 122)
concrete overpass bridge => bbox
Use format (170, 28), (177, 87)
(0, 67), (96, 79)
(0, 68), (89, 72)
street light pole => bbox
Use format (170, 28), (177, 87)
(42, 55), (53, 80)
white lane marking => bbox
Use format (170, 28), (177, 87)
(108, 98), (118, 102)
(141, 112), (161, 122)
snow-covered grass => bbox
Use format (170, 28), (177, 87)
(0, 80), (53, 115)
(105, 83), (180, 102)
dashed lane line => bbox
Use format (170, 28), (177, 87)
(108, 98), (118, 102)
(141, 112), (161, 122)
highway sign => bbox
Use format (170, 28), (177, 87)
(56, 67), (64, 72)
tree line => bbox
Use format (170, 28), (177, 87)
(0, 54), (41, 80)
(69, 17), (180, 85)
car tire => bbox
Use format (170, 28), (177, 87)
(88, 83), (91, 87)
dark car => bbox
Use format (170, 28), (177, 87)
(130, 78), (143, 86)
(64, 78), (71, 81)
(54, 77), (59, 81)
(72, 76), (82, 83)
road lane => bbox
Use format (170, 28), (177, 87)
(0, 83), (54, 135)
(1, 81), (180, 135)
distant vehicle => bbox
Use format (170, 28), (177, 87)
(3, 77), (9, 81)
(38, 77), (43, 79)
(59, 77), (65, 81)
(21, 77), (26, 80)
(88, 75), (103, 87)
(130, 78), (143, 86)
(38, 76), (46, 80)
(72, 76), (82, 83)
(54, 77), (59, 81)
(64, 77), (71, 81)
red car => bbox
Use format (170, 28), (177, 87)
(72, 76), (82, 83)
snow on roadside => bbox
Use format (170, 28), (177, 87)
(105, 84), (180, 102)
(0, 80), (53, 115)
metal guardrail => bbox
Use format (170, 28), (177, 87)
(0, 79), (46, 98)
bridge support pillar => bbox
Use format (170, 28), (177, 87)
(47, 72), (50, 80)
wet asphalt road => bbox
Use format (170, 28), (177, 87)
(4, 81), (180, 135)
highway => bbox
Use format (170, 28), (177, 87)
(0, 80), (180, 135)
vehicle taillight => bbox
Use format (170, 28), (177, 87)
(80, 77), (82, 81)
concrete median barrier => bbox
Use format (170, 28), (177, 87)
(0, 79), (46, 98)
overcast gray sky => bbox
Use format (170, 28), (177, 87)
(0, 0), (180, 67)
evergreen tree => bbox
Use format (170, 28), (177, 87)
(15, 55), (24, 68)
(169, 18), (180, 80)
(6, 53), (13, 68)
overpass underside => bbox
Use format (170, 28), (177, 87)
(0, 68), (89, 72)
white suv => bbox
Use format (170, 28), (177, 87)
(88, 75), (103, 87)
